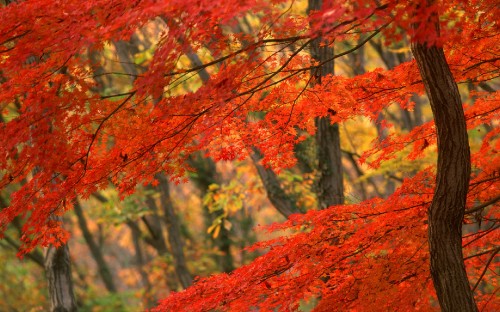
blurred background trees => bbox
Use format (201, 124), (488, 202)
(0, 0), (498, 310)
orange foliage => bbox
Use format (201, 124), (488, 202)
(0, 0), (498, 310)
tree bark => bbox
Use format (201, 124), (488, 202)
(250, 149), (301, 218)
(314, 119), (344, 208)
(411, 6), (478, 311)
(44, 243), (78, 312)
(308, 0), (344, 209)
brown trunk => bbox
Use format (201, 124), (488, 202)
(411, 7), (478, 311)
(156, 174), (193, 288)
(315, 119), (344, 207)
(142, 192), (169, 255)
(44, 243), (77, 312)
(250, 149), (301, 218)
(308, 0), (344, 209)
(128, 221), (155, 307)
(73, 200), (117, 293)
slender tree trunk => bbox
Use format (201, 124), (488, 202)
(411, 5), (477, 311)
(413, 94), (424, 127)
(128, 222), (155, 308)
(308, 0), (344, 208)
(44, 241), (77, 312)
(142, 192), (169, 255)
(73, 200), (117, 293)
(156, 174), (193, 288)
(183, 25), (299, 220)
(250, 149), (301, 218)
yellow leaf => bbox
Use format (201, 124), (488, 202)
(212, 225), (221, 238)
(207, 222), (217, 234)
(208, 183), (220, 191)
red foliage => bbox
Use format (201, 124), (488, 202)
(0, 0), (498, 310)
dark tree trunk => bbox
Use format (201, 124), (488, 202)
(411, 7), (478, 312)
(250, 149), (301, 218)
(128, 221), (155, 308)
(44, 243), (77, 312)
(142, 192), (169, 255)
(309, 0), (344, 209)
(314, 119), (344, 208)
(156, 174), (193, 288)
(73, 200), (117, 293)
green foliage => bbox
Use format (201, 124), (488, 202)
(203, 182), (242, 238)
(96, 188), (155, 225)
(0, 250), (48, 311)
(79, 289), (140, 312)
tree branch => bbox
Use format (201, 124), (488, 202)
(465, 195), (500, 215)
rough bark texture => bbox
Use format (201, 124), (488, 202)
(157, 174), (193, 288)
(411, 17), (478, 312)
(74, 200), (117, 293)
(44, 243), (77, 312)
(314, 119), (344, 208)
(308, 0), (344, 209)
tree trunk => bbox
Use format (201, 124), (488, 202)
(73, 200), (117, 293)
(142, 192), (170, 255)
(128, 221), (155, 308)
(44, 243), (77, 312)
(411, 7), (478, 311)
(314, 119), (344, 208)
(156, 174), (193, 288)
(308, 0), (344, 209)
(250, 149), (301, 218)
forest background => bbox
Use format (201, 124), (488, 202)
(0, 0), (498, 311)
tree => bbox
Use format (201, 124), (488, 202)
(0, 1), (498, 311)
(308, 0), (344, 209)
(411, 1), (476, 309)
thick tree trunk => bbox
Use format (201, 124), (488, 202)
(308, 0), (344, 208)
(44, 243), (77, 312)
(315, 119), (344, 208)
(411, 10), (478, 312)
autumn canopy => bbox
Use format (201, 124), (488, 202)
(0, 0), (498, 311)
